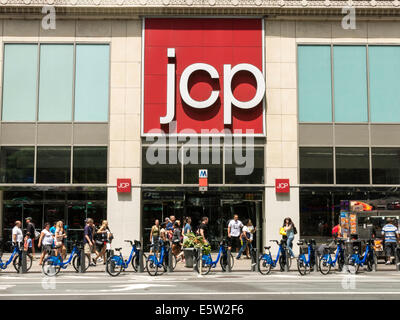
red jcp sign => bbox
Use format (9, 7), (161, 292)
(117, 179), (131, 193)
(275, 179), (290, 193)
(142, 18), (264, 135)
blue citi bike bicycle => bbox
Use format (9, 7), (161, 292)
(319, 239), (345, 275)
(42, 241), (89, 276)
(296, 239), (316, 275)
(347, 239), (376, 274)
(0, 242), (33, 272)
(258, 239), (291, 275)
(146, 239), (175, 276)
(195, 240), (234, 275)
(106, 240), (148, 276)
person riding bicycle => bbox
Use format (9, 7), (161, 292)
(382, 218), (399, 265)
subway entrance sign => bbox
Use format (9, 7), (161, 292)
(199, 169), (208, 192)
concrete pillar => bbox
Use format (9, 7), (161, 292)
(107, 187), (141, 253)
(264, 187), (300, 255)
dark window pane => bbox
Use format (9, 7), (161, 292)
(300, 147), (333, 184)
(225, 147), (264, 184)
(183, 147), (222, 184)
(336, 147), (370, 184)
(142, 147), (181, 184)
(0, 147), (34, 183)
(73, 147), (107, 183)
(37, 147), (71, 183)
(372, 148), (400, 184)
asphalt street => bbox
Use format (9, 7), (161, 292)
(1, 269), (400, 300)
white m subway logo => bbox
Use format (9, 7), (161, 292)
(160, 48), (266, 126)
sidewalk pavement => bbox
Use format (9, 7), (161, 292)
(0, 252), (398, 273)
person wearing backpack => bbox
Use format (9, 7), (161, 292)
(283, 217), (297, 259)
(25, 217), (37, 259)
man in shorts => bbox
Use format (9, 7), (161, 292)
(84, 218), (97, 266)
(227, 214), (243, 256)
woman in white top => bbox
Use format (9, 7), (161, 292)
(38, 222), (54, 265)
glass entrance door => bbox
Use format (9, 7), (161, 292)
(221, 200), (263, 251)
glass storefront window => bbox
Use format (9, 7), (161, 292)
(298, 45), (332, 122)
(183, 147), (222, 184)
(142, 147), (182, 184)
(74, 44), (110, 122)
(73, 147), (107, 184)
(336, 147), (370, 184)
(38, 44), (74, 121)
(36, 147), (71, 183)
(2, 44), (38, 121)
(333, 46), (368, 122)
(225, 147), (264, 184)
(372, 148), (400, 184)
(0, 147), (35, 183)
(299, 147), (333, 184)
(369, 46), (400, 122)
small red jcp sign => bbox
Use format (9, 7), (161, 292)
(117, 179), (131, 193)
(275, 179), (290, 193)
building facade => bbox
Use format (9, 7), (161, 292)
(1, 0), (400, 251)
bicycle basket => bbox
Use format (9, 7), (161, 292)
(299, 246), (309, 255)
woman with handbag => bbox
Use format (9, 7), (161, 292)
(282, 217), (297, 258)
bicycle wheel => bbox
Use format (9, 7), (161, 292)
(220, 253), (234, 271)
(72, 254), (90, 272)
(258, 255), (272, 275)
(337, 252), (345, 272)
(279, 254), (287, 271)
(366, 252), (376, 272)
(196, 254), (212, 275)
(106, 255), (123, 277)
(13, 254), (33, 272)
(319, 254), (332, 275)
(347, 254), (359, 274)
(297, 256), (309, 276)
(42, 257), (60, 276)
(131, 254), (139, 272)
(146, 255), (159, 276)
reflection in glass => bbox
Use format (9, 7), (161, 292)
(336, 147), (370, 184)
(0, 147), (34, 183)
(225, 147), (264, 184)
(142, 147), (181, 184)
(36, 147), (71, 183)
(372, 148), (400, 184)
(300, 147), (333, 184)
(73, 147), (107, 183)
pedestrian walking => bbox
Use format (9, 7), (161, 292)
(149, 219), (160, 253)
(93, 220), (109, 265)
(49, 222), (56, 235)
(12, 220), (23, 248)
(23, 232), (32, 254)
(198, 217), (209, 243)
(55, 220), (67, 259)
(182, 217), (192, 241)
(382, 218), (399, 265)
(172, 221), (183, 261)
(283, 217), (297, 258)
(227, 214), (243, 254)
(25, 217), (36, 259)
(166, 215), (176, 242)
(245, 219), (255, 259)
(237, 219), (253, 260)
(38, 222), (54, 266)
(84, 218), (98, 266)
